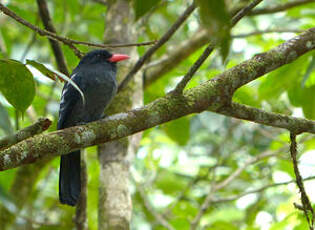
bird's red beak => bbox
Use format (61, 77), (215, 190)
(108, 54), (130, 63)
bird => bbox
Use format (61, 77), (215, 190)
(58, 49), (129, 206)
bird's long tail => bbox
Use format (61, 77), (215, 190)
(59, 151), (81, 206)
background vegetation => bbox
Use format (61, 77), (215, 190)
(0, 0), (315, 229)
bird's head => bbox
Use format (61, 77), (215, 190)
(79, 49), (130, 66)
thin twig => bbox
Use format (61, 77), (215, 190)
(212, 175), (315, 203)
(92, 0), (107, 6)
(0, 3), (82, 57)
(249, 0), (315, 16)
(36, 0), (69, 75)
(137, 182), (175, 230)
(75, 151), (88, 230)
(1, 27), (315, 171)
(117, 2), (197, 92)
(172, 0), (264, 94)
(214, 151), (278, 191)
(79, 40), (157, 48)
(43, 82), (57, 116)
(231, 0), (264, 26)
(190, 147), (277, 230)
(144, 29), (210, 87)
(0, 3), (156, 58)
(20, 32), (37, 61)
(233, 29), (303, 38)
(171, 45), (214, 94)
(0, 118), (51, 151)
(290, 132), (314, 230)
(36, 0), (69, 118)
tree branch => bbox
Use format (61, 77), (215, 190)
(0, 27), (314, 171)
(217, 102), (314, 134)
(0, 118), (51, 151)
(172, 0), (264, 94)
(36, 0), (69, 75)
(117, 2), (196, 92)
(0, 3), (156, 58)
(144, 1), (314, 86)
(249, 0), (315, 16)
(148, 0), (263, 90)
(290, 133), (314, 229)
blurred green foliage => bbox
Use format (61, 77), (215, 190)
(0, 0), (314, 229)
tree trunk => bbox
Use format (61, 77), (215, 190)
(98, 1), (142, 229)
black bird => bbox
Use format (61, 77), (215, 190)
(58, 49), (129, 206)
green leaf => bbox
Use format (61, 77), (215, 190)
(301, 55), (315, 87)
(163, 117), (190, 146)
(196, 0), (231, 62)
(172, 201), (198, 218)
(205, 221), (239, 230)
(134, 0), (161, 20)
(301, 86), (315, 119)
(270, 213), (295, 230)
(26, 59), (86, 105)
(155, 170), (188, 195)
(220, 33), (232, 63)
(287, 85), (304, 107)
(288, 85), (315, 119)
(0, 59), (35, 112)
(258, 54), (308, 100)
(233, 85), (260, 107)
(26, 59), (63, 82)
(0, 103), (13, 135)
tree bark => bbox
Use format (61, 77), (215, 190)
(97, 1), (142, 229)
(0, 27), (315, 171)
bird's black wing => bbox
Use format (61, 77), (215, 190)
(58, 72), (85, 206)
(57, 73), (84, 130)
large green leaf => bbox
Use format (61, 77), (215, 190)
(163, 116), (190, 146)
(0, 59), (35, 112)
(196, 0), (231, 62)
(288, 85), (315, 119)
(300, 86), (315, 119)
(134, 0), (161, 20)
(258, 54), (309, 100)
(302, 55), (315, 87)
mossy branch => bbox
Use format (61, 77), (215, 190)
(0, 27), (314, 171)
